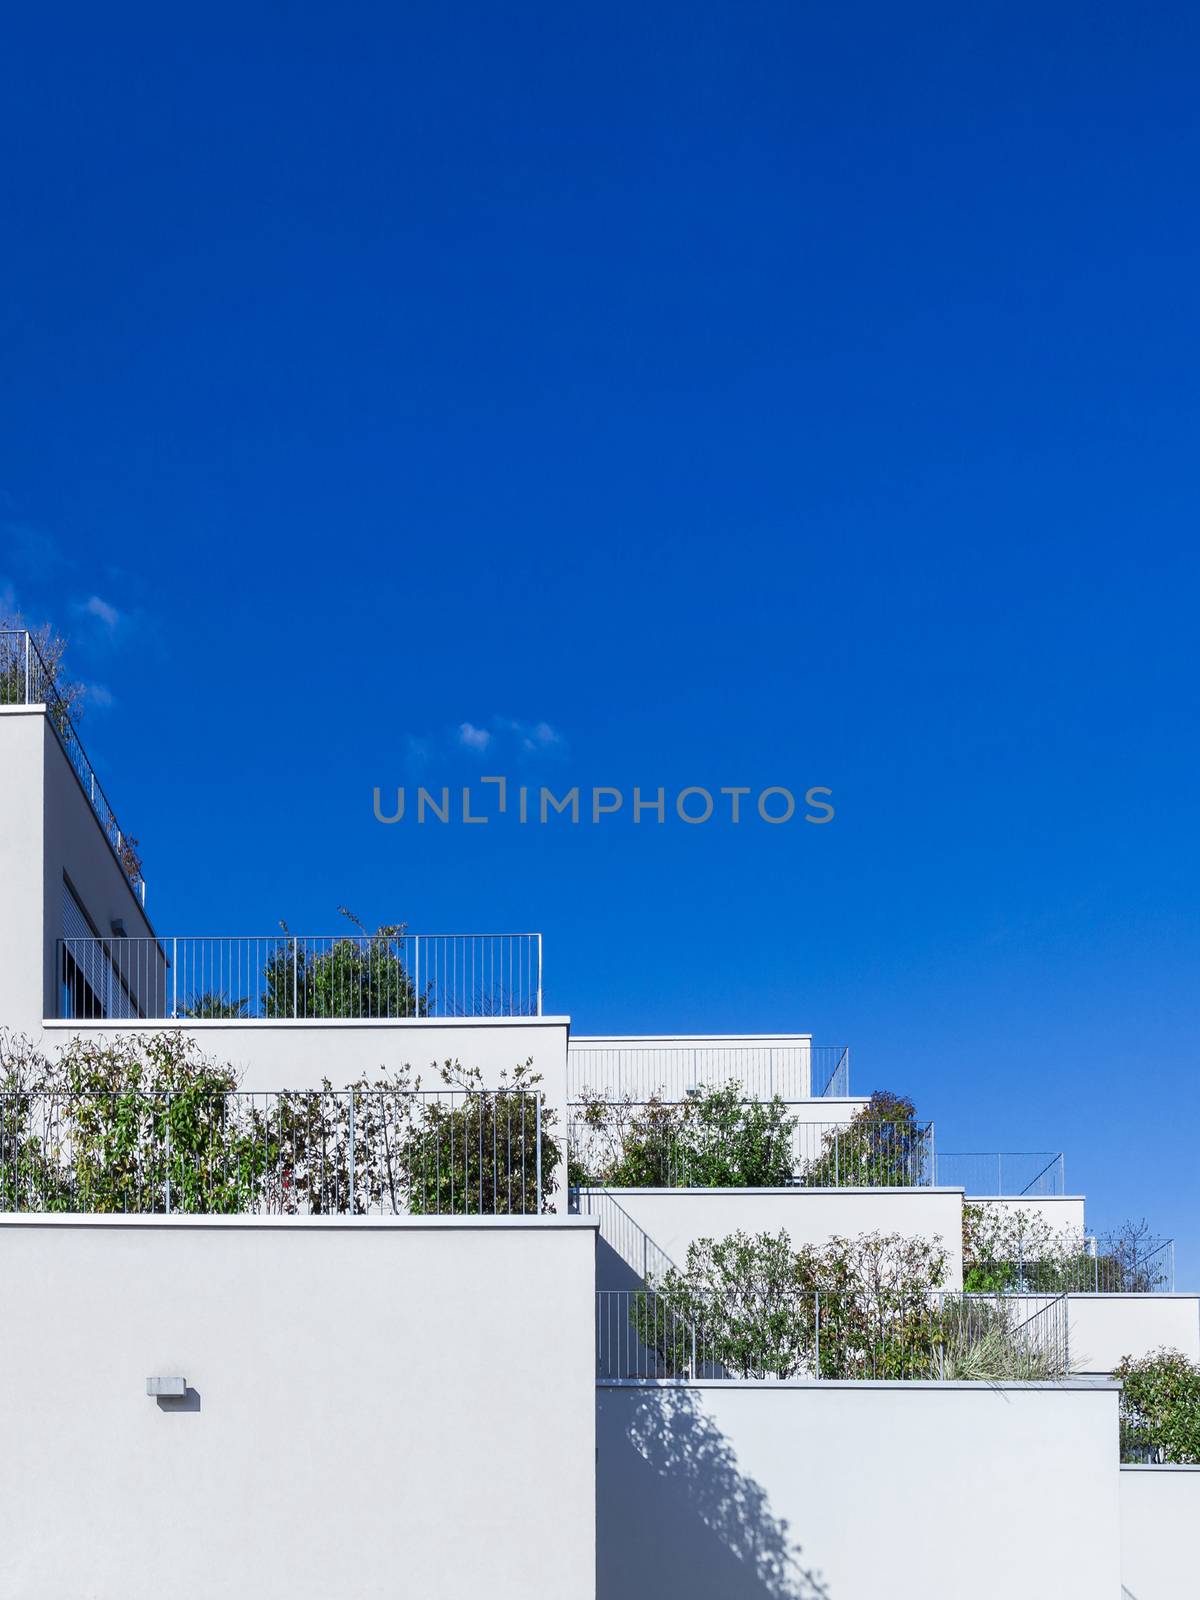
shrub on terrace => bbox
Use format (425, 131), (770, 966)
(0, 1034), (558, 1215)
(570, 1080), (798, 1188)
(802, 1090), (930, 1188)
(259, 911), (424, 1019)
(962, 1205), (1169, 1295)
(633, 1228), (951, 1380)
(1115, 1349), (1200, 1463)
(0, 1032), (265, 1213)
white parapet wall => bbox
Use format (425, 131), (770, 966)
(0, 1213), (597, 1600)
(1, 708), (157, 1034)
(568, 1034), (821, 1100)
(968, 1194), (1087, 1234)
(1067, 1294), (1200, 1374)
(581, 1186), (966, 1289)
(597, 1379), (1121, 1600)
(1120, 1465), (1200, 1600)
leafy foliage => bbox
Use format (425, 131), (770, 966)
(802, 1090), (930, 1187)
(0, 1032), (264, 1213)
(1115, 1349), (1200, 1464)
(260, 911), (423, 1019)
(633, 1228), (952, 1379)
(0, 609), (85, 723)
(962, 1204), (1170, 1294)
(571, 1080), (798, 1188)
(0, 1034), (558, 1215)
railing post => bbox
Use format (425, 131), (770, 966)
(347, 1090), (356, 1214)
(292, 937), (299, 1017)
(535, 1093), (543, 1215)
(413, 936), (420, 1017)
(814, 1292), (820, 1378)
(23, 630), (30, 703)
(535, 933), (542, 1017)
(171, 937), (178, 1019)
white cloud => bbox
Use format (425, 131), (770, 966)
(458, 722), (493, 752)
(493, 716), (564, 752)
(85, 683), (115, 709)
(83, 595), (120, 631)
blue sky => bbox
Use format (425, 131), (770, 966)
(2, 3), (1198, 1277)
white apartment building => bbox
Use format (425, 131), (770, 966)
(0, 629), (1194, 1599)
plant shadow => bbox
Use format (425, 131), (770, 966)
(598, 1385), (830, 1599)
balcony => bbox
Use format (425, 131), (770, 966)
(0, 1085), (549, 1214)
(933, 1151), (1066, 1196)
(1, 629), (146, 904)
(58, 932), (544, 1020)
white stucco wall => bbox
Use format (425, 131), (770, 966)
(1066, 1294), (1200, 1374)
(582, 1186), (966, 1289)
(0, 710), (45, 1033)
(0, 1213), (596, 1600)
(1120, 1465), (1200, 1600)
(971, 1194), (1087, 1235)
(0, 708), (157, 1033)
(597, 1380), (1121, 1600)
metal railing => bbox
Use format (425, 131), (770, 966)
(0, 1087), (546, 1215)
(567, 1105), (933, 1188)
(596, 1289), (1070, 1381)
(812, 1046), (850, 1097)
(576, 1188), (679, 1283)
(978, 1236), (1175, 1295)
(567, 1042), (850, 1101)
(57, 932), (544, 1020)
(1, 629), (145, 903)
(934, 1151), (1065, 1196)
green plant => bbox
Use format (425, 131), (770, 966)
(571, 1080), (798, 1188)
(936, 1296), (1059, 1381)
(395, 1058), (560, 1215)
(962, 1205), (1168, 1295)
(0, 1031), (271, 1213)
(0, 609), (85, 723)
(262, 911), (424, 1019)
(636, 1228), (950, 1380)
(1115, 1349), (1200, 1463)
(183, 991), (251, 1018)
(802, 1091), (929, 1187)
(0, 1034), (558, 1217)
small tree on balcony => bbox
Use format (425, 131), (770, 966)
(802, 1090), (930, 1187)
(261, 911), (424, 1019)
(570, 1080), (798, 1188)
(0, 608), (85, 721)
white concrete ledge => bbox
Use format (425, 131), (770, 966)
(597, 1377), (1119, 1391)
(1120, 1463), (1200, 1472)
(0, 1212), (599, 1233)
(590, 1185), (966, 1196)
(41, 1014), (572, 1031)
